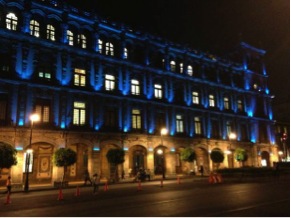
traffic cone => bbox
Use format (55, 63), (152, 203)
(4, 193), (11, 204)
(57, 188), (64, 200)
(216, 174), (222, 183)
(208, 173), (214, 184)
(137, 180), (142, 191)
(177, 176), (181, 184)
(160, 179), (163, 187)
(104, 181), (108, 191)
(75, 186), (80, 196)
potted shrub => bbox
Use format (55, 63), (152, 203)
(180, 147), (196, 175)
(106, 148), (125, 182)
(210, 148), (224, 170)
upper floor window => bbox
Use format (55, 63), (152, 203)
(105, 74), (115, 91)
(176, 115), (184, 133)
(73, 101), (86, 126)
(67, 30), (74, 46)
(78, 34), (86, 49)
(74, 68), (86, 87)
(131, 79), (140, 95)
(187, 65), (193, 76)
(35, 104), (50, 123)
(98, 39), (103, 54)
(226, 121), (232, 136)
(170, 60), (176, 72)
(38, 69), (51, 81)
(179, 63), (183, 73)
(30, 20), (40, 37)
(0, 97), (7, 124)
(224, 97), (230, 110)
(194, 117), (202, 134)
(192, 91), (199, 104)
(124, 47), (128, 59)
(237, 99), (243, 111)
(132, 109), (141, 129)
(46, 24), (55, 41)
(6, 13), (18, 30)
(105, 42), (114, 56)
(154, 84), (162, 99)
(209, 94), (215, 107)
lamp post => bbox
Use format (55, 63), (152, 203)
(24, 113), (39, 192)
(228, 132), (236, 168)
(159, 128), (168, 179)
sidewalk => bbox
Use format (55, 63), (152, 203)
(0, 174), (207, 193)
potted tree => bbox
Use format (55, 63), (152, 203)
(210, 148), (224, 170)
(180, 147), (196, 175)
(234, 148), (248, 167)
(53, 147), (77, 188)
(106, 148), (125, 182)
(0, 143), (17, 177)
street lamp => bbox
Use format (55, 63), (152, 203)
(24, 113), (40, 192)
(228, 133), (236, 168)
(159, 128), (168, 179)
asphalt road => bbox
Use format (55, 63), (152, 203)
(0, 178), (289, 217)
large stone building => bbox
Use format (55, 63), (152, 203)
(0, 0), (279, 185)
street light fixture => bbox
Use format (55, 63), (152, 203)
(228, 132), (236, 168)
(24, 113), (40, 192)
(159, 128), (167, 179)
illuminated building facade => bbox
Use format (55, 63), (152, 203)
(0, 0), (279, 185)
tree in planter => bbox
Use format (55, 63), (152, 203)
(106, 148), (125, 182)
(53, 147), (77, 184)
(180, 147), (196, 174)
(0, 143), (18, 176)
(234, 148), (248, 167)
(210, 148), (224, 170)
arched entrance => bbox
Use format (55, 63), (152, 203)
(196, 147), (209, 175)
(261, 151), (270, 167)
(128, 145), (147, 176)
(154, 146), (166, 178)
(100, 144), (120, 179)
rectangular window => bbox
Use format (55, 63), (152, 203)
(73, 102), (86, 125)
(105, 74), (115, 91)
(0, 98), (7, 124)
(224, 97), (230, 109)
(131, 79), (140, 95)
(30, 20), (40, 37)
(38, 67), (51, 81)
(98, 39), (103, 54)
(226, 121), (232, 136)
(194, 117), (202, 135)
(154, 84), (162, 99)
(192, 91), (199, 104)
(35, 104), (50, 123)
(179, 63), (183, 73)
(170, 61), (176, 72)
(124, 47), (128, 59)
(237, 99), (243, 111)
(104, 108), (118, 128)
(78, 34), (86, 49)
(74, 68), (86, 87)
(209, 94), (215, 107)
(176, 115), (184, 133)
(67, 30), (74, 46)
(46, 24), (55, 41)
(105, 42), (114, 56)
(132, 109), (141, 129)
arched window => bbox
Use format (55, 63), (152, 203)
(187, 65), (193, 76)
(46, 24), (55, 41)
(6, 13), (18, 30)
(98, 39), (103, 53)
(179, 63), (183, 73)
(30, 20), (40, 37)
(105, 42), (114, 56)
(170, 60), (176, 72)
(124, 47), (128, 59)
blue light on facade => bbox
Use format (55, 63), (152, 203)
(18, 119), (24, 126)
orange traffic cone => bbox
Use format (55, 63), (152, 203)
(75, 186), (80, 196)
(57, 188), (64, 200)
(160, 179), (163, 187)
(137, 180), (142, 191)
(4, 193), (11, 204)
(216, 174), (223, 183)
(177, 176), (181, 184)
(208, 173), (214, 184)
(104, 181), (108, 191)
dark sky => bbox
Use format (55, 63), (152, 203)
(68, 0), (289, 106)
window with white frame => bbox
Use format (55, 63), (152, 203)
(6, 13), (18, 30)
(192, 91), (199, 104)
(170, 60), (176, 72)
(132, 109), (141, 129)
(209, 94), (215, 107)
(105, 74), (115, 91)
(67, 30), (74, 46)
(176, 115), (184, 133)
(98, 39), (103, 54)
(179, 63), (183, 73)
(237, 99), (243, 111)
(30, 20), (40, 37)
(187, 65), (193, 76)
(226, 121), (232, 136)
(35, 104), (50, 123)
(73, 101), (86, 125)
(74, 68), (86, 87)
(154, 84), (162, 99)
(224, 97), (230, 109)
(46, 24), (55, 41)
(124, 47), (128, 59)
(78, 34), (86, 49)
(194, 117), (202, 134)
(131, 79), (140, 95)
(105, 42), (114, 56)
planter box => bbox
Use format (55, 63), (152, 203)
(54, 181), (69, 188)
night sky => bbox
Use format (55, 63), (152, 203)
(68, 0), (289, 106)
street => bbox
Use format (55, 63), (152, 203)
(0, 178), (289, 217)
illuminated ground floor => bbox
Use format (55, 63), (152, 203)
(0, 127), (280, 186)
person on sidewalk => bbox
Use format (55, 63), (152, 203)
(199, 165), (204, 176)
(83, 170), (92, 186)
(92, 173), (100, 195)
(6, 175), (12, 194)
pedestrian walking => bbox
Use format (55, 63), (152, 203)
(92, 173), (100, 195)
(6, 175), (12, 194)
(200, 165), (204, 176)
